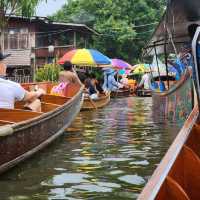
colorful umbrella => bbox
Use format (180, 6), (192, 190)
(58, 48), (111, 66)
(132, 64), (149, 74)
(118, 69), (131, 75)
(111, 58), (132, 69)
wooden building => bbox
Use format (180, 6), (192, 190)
(3, 15), (98, 82)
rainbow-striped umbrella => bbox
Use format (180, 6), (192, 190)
(58, 48), (111, 66)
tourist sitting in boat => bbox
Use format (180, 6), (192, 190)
(90, 73), (104, 94)
(0, 53), (45, 112)
(84, 77), (99, 100)
(51, 61), (82, 96)
(59, 61), (82, 86)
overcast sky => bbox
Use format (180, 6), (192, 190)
(36, 0), (67, 17)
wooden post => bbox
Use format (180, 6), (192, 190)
(73, 31), (77, 48)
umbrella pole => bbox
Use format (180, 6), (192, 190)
(164, 3), (170, 90)
(153, 43), (161, 81)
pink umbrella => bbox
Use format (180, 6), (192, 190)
(111, 58), (132, 69)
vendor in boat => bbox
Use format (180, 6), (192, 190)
(103, 68), (123, 92)
(59, 61), (82, 86)
(0, 53), (45, 112)
(137, 69), (152, 90)
(120, 74), (129, 88)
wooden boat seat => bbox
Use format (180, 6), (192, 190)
(0, 120), (15, 125)
(156, 176), (190, 200)
(0, 108), (42, 123)
(62, 83), (81, 98)
(41, 94), (70, 105)
(186, 124), (200, 158)
(156, 144), (200, 200)
(15, 101), (59, 113)
(41, 102), (59, 112)
(21, 82), (55, 93)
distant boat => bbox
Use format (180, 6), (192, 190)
(111, 88), (131, 98)
(81, 92), (110, 110)
(0, 82), (83, 174)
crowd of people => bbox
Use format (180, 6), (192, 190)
(0, 23), (199, 111)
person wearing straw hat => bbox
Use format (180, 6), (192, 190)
(137, 68), (152, 90)
(0, 52), (45, 111)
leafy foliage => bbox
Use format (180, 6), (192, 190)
(0, 0), (44, 27)
(51, 0), (166, 63)
(35, 63), (62, 82)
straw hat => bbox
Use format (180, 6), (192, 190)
(144, 68), (151, 73)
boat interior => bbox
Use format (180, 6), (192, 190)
(0, 82), (81, 126)
(156, 119), (200, 200)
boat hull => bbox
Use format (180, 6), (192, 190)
(81, 93), (110, 110)
(0, 86), (83, 174)
(111, 89), (130, 98)
(152, 71), (194, 124)
(136, 89), (152, 97)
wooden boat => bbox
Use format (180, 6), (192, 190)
(152, 70), (194, 123)
(138, 105), (199, 200)
(143, 0), (196, 123)
(0, 82), (84, 174)
(136, 89), (152, 97)
(111, 88), (130, 98)
(81, 92), (110, 110)
(139, 0), (200, 198)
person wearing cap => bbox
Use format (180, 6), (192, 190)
(0, 53), (45, 111)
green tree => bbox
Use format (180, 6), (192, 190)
(0, 0), (45, 51)
(51, 0), (166, 63)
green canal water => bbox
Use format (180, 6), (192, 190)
(0, 97), (179, 200)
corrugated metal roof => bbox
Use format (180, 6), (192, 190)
(143, 0), (200, 56)
(7, 15), (99, 35)
(4, 49), (31, 67)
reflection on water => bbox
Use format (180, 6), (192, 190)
(0, 97), (179, 200)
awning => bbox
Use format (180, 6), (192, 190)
(143, 0), (200, 56)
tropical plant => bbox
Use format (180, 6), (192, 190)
(35, 63), (62, 82)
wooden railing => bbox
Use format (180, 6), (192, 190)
(6, 76), (32, 83)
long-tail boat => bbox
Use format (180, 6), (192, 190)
(139, 0), (200, 199)
(81, 92), (110, 110)
(0, 82), (84, 174)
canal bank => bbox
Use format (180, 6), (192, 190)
(0, 97), (179, 200)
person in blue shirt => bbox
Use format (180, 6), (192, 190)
(102, 68), (123, 92)
(187, 24), (200, 82)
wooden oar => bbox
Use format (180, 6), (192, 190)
(88, 96), (97, 110)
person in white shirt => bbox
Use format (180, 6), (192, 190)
(138, 71), (152, 90)
(0, 53), (45, 111)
